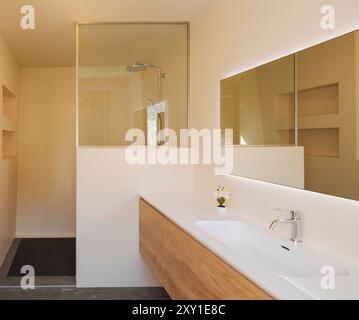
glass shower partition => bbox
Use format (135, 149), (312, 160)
(77, 23), (188, 147)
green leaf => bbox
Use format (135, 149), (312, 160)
(217, 197), (225, 207)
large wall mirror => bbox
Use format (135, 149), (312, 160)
(221, 30), (359, 201)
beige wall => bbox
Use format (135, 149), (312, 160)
(0, 34), (19, 265)
(16, 68), (76, 237)
(190, 0), (359, 260)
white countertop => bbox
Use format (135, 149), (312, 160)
(140, 193), (359, 300)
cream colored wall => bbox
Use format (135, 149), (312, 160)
(190, 0), (359, 260)
(16, 68), (76, 237)
(232, 146), (304, 189)
(0, 34), (19, 265)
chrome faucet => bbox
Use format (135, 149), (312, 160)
(269, 210), (302, 244)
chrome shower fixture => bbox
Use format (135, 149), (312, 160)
(126, 62), (166, 101)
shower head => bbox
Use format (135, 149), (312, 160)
(127, 62), (165, 101)
(126, 62), (151, 72)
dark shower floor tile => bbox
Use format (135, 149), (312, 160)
(7, 238), (76, 277)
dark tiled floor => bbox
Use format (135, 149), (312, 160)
(0, 276), (76, 287)
(0, 239), (20, 277)
(8, 238), (76, 277)
(0, 238), (76, 287)
(0, 287), (171, 300)
(0, 239), (170, 300)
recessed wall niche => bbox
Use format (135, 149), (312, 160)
(1, 84), (18, 160)
(2, 130), (17, 159)
(298, 128), (339, 158)
(2, 85), (17, 120)
(297, 83), (340, 158)
(298, 83), (339, 117)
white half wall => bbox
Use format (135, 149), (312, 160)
(76, 147), (194, 287)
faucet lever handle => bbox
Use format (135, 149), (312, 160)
(275, 208), (300, 219)
(289, 210), (300, 220)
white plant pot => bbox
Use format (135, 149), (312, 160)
(216, 206), (227, 217)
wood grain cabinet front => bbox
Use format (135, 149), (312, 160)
(139, 198), (273, 300)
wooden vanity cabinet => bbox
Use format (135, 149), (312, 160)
(139, 198), (273, 300)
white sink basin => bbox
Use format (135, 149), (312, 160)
(195, 220), (348, 278)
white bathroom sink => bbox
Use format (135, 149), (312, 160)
(195, 220), (348, 278)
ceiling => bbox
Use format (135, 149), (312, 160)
(0, 0), (211, 67)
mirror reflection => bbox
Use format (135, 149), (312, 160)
(221, 55), (295, 146)
(221, 31), (359, 201)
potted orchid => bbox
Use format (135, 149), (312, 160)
(214, 185), (230, 216)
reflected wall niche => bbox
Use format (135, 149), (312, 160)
(2, 85), (18, 160)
